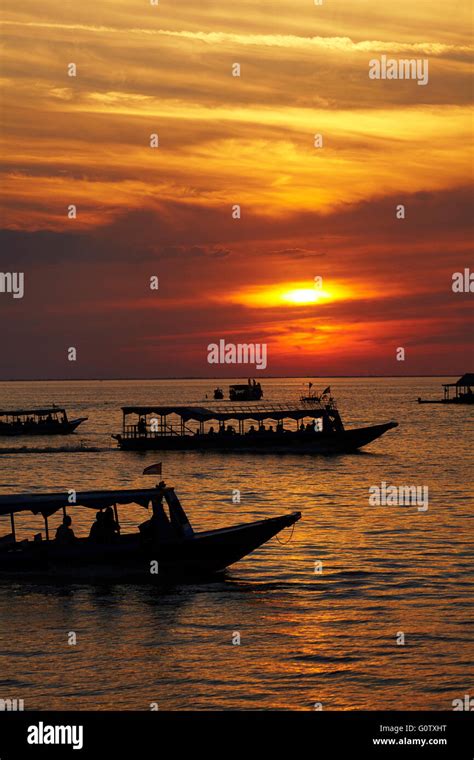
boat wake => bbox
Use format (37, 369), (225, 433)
(0, 444), (105, 455)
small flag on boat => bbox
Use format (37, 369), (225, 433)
(322, 386), (331, 395)
(143, 462), (162, 475)
(308, 382), (313, 388)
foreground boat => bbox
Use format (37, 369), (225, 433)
(113, 395), (398, 453)
(0, 407), (87, 436)
(417, 374), (474, 405)
(0, 484), (301, 581)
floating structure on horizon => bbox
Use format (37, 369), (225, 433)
(417, 374), (474, 405)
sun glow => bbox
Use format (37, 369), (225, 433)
(281, 287), (330, 305)
(228, 282), (353, 308)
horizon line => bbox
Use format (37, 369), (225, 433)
(0, 374), (464, 383)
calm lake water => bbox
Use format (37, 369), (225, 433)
(0, 377), (472, 710)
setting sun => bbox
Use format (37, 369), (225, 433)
(226, 281), (354, 309)
(281, 287), (330, 305)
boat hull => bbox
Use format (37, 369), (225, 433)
(114, 422), (398, 454)
(0, 512), (300, 582)
(0, 417), (87, 436)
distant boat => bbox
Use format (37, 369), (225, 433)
(0, 407), (87, 436)
(229, 378), (263, 401)
(0, 483), (301, 581)
(300, 381), (328, 404)
(417, 374), (474, 404)
(213, 387), (224, 400)
(112, 394), (398, 454)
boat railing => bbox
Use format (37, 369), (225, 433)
(120, 401), (333, 438)
(122, 424), (191, 439)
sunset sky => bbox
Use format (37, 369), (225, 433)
(0, 0), (472, 378)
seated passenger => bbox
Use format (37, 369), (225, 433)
(102, 506), (120, 541)
(208, 426), (215, 435)
(248, 425), (256, 434)
(89, 511), (106, 542)
(299, 423), (305, 432)
(55, 515), (76, 545)
(139, 490), (175, 542)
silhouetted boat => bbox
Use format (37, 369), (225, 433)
(300, 381), (328, 404)
(0, 484), (300, 581)
(113, 394), (398, 453)
(0, 407), (87, 436)
(213, 387), (224, 400)
(229, 379), (263, 401)
(417, 374), (474, 404)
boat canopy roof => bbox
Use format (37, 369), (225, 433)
(0, 488), (160, 517)
(0, 407), (66, 417)
(122, 403), (325, 422)
(443, 373), (474, 388)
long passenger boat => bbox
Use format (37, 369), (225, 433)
(0, 483), (300, 581)
(112, 396), (398, 453)
(0, 407), (87, 436)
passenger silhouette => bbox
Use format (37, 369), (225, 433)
(89, 511), (106, 542)
(55, 515), (76, 545)
(103, 507), (120, 541)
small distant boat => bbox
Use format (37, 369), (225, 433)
(300, 381), (327, 404)
(0, 407), (87, 436)
(417, 374), (474, 405)
(229, 378), (263, 401)
(0, 483), (301, 581)
(213, 387), (224, 400)
(113, 392), (398, 454)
